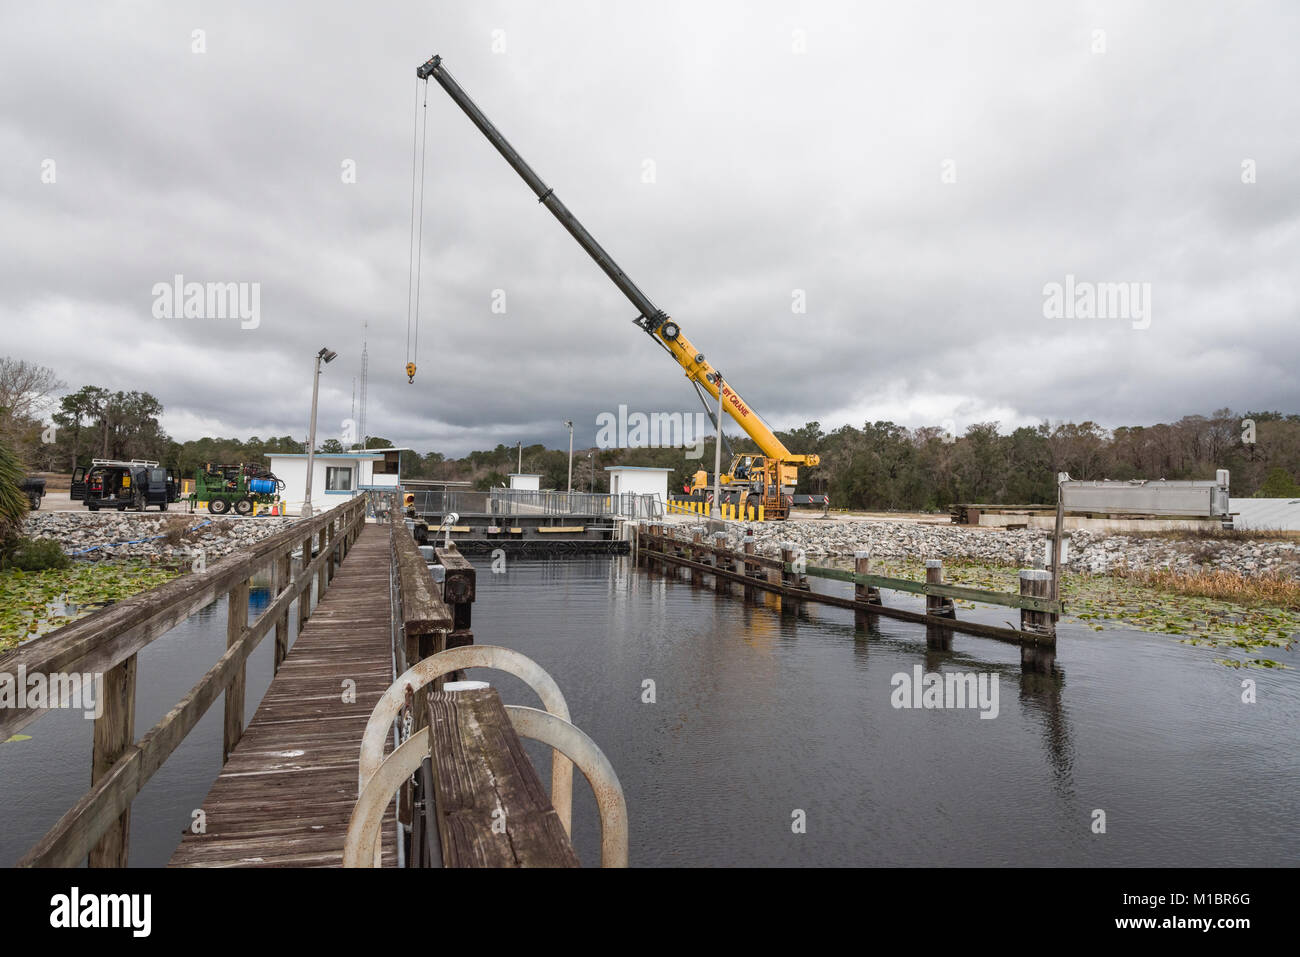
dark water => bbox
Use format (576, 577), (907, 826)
(468, 556), (1299, 867)
(0, 575), (314, 867)
(3, 555), (1296, 867)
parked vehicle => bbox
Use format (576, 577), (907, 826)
(71, 459), (180, 512)
(188, 463), (284, 515)
(20, 476), (46, 510)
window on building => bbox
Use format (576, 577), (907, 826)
(325, 466), (353, 491)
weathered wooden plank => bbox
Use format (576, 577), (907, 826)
(87, 654), (136, 868)
(392, 522), (453, 637)
(0, 499), (365, 740)
(169, 523), (396, 868)
(425, 687), (580, 868)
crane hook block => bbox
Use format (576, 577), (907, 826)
(405, 361), (417, 383)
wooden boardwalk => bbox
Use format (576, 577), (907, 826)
(170, 524), (396, 867)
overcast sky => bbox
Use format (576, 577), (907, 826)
(3, 1), (1297, 455)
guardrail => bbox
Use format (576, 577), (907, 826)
(405, 488), (663, 521)
(1, 497), (367, 867)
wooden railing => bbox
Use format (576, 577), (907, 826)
(1, 497), (367, 867)
(635, 523), (1062, 647)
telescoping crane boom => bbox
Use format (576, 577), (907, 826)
(416, 54), (819, 518)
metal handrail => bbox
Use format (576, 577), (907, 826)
(343, 706), (628, 868)
(402, 488), (663, 521)
(357, 646), (575, 837)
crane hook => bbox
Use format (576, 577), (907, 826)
(405, 361), (416, 384)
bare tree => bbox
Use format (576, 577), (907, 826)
(0, 356), (64, 443)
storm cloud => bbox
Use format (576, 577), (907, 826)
(2, 0), (1296, 455)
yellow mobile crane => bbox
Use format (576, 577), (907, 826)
(415, 54), (820, 519)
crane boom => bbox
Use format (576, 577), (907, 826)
(416, 54), (818, 484)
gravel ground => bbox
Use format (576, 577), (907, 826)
(22, 510), (300, 564)
(698, 519), (1300, 577)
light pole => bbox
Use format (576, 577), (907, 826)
(587, 451), (594, 492)
(710, 371), (724, 519)
(301, 346), (338, 518)
(564, 420), (574, 495)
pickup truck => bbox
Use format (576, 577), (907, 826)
(19, 476), (45, 510)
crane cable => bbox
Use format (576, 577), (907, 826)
(405, 77), (430, 383)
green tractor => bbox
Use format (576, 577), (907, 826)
(189, 463), (285, 516)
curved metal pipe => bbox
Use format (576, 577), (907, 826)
(344, 708), (628, 868)
(343, 727), (428, 868)
(357, 645), (574, 835)
(504, 706), (629, 868)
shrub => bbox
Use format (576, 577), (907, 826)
(0, 439), (29, 549)
(5, 536), (72, 571)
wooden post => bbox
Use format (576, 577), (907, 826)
(1051, 480), (1065, 602)
(925, 560), (955, 618)
(1020, 568), (1056, 672)
(925, 559), (955, 649)
(437, 544), (476, 657)
(223, 577), (249, 762)
(327, 519), (336, 582)
(316, 528), (328, 600)
(274, 551), (291, 672)
(298, 533), (313, 633)
(853, 550), (881, 630)
(89, 653), (137, 867)
(1019, 569), (1055, 637)
(713, 532), (729, 595)
(691, 530), (703, 585)
(779, 541), (798, 614)
(742, 534), (756, 601)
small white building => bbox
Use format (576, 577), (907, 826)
(268, 448), (407, 515)
(605, 466), (672, 500)
(508, 473), (542, 491)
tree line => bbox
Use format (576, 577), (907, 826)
(3, 356), (1298, 508)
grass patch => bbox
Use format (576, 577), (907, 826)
(1113, 566), (1300, 609)
(826, 555), (1297, 669)
(1120, 527), (1300, 542)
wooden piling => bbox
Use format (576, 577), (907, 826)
(779, 541), (798, 614)
(925, 560), (956, 618)
(1019, 569), (1055, 638)
(691, 530), (703, 586)
(853, 550), (881, 630)
(713, 532), (729, 595)
(743, 534), (757, 601)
